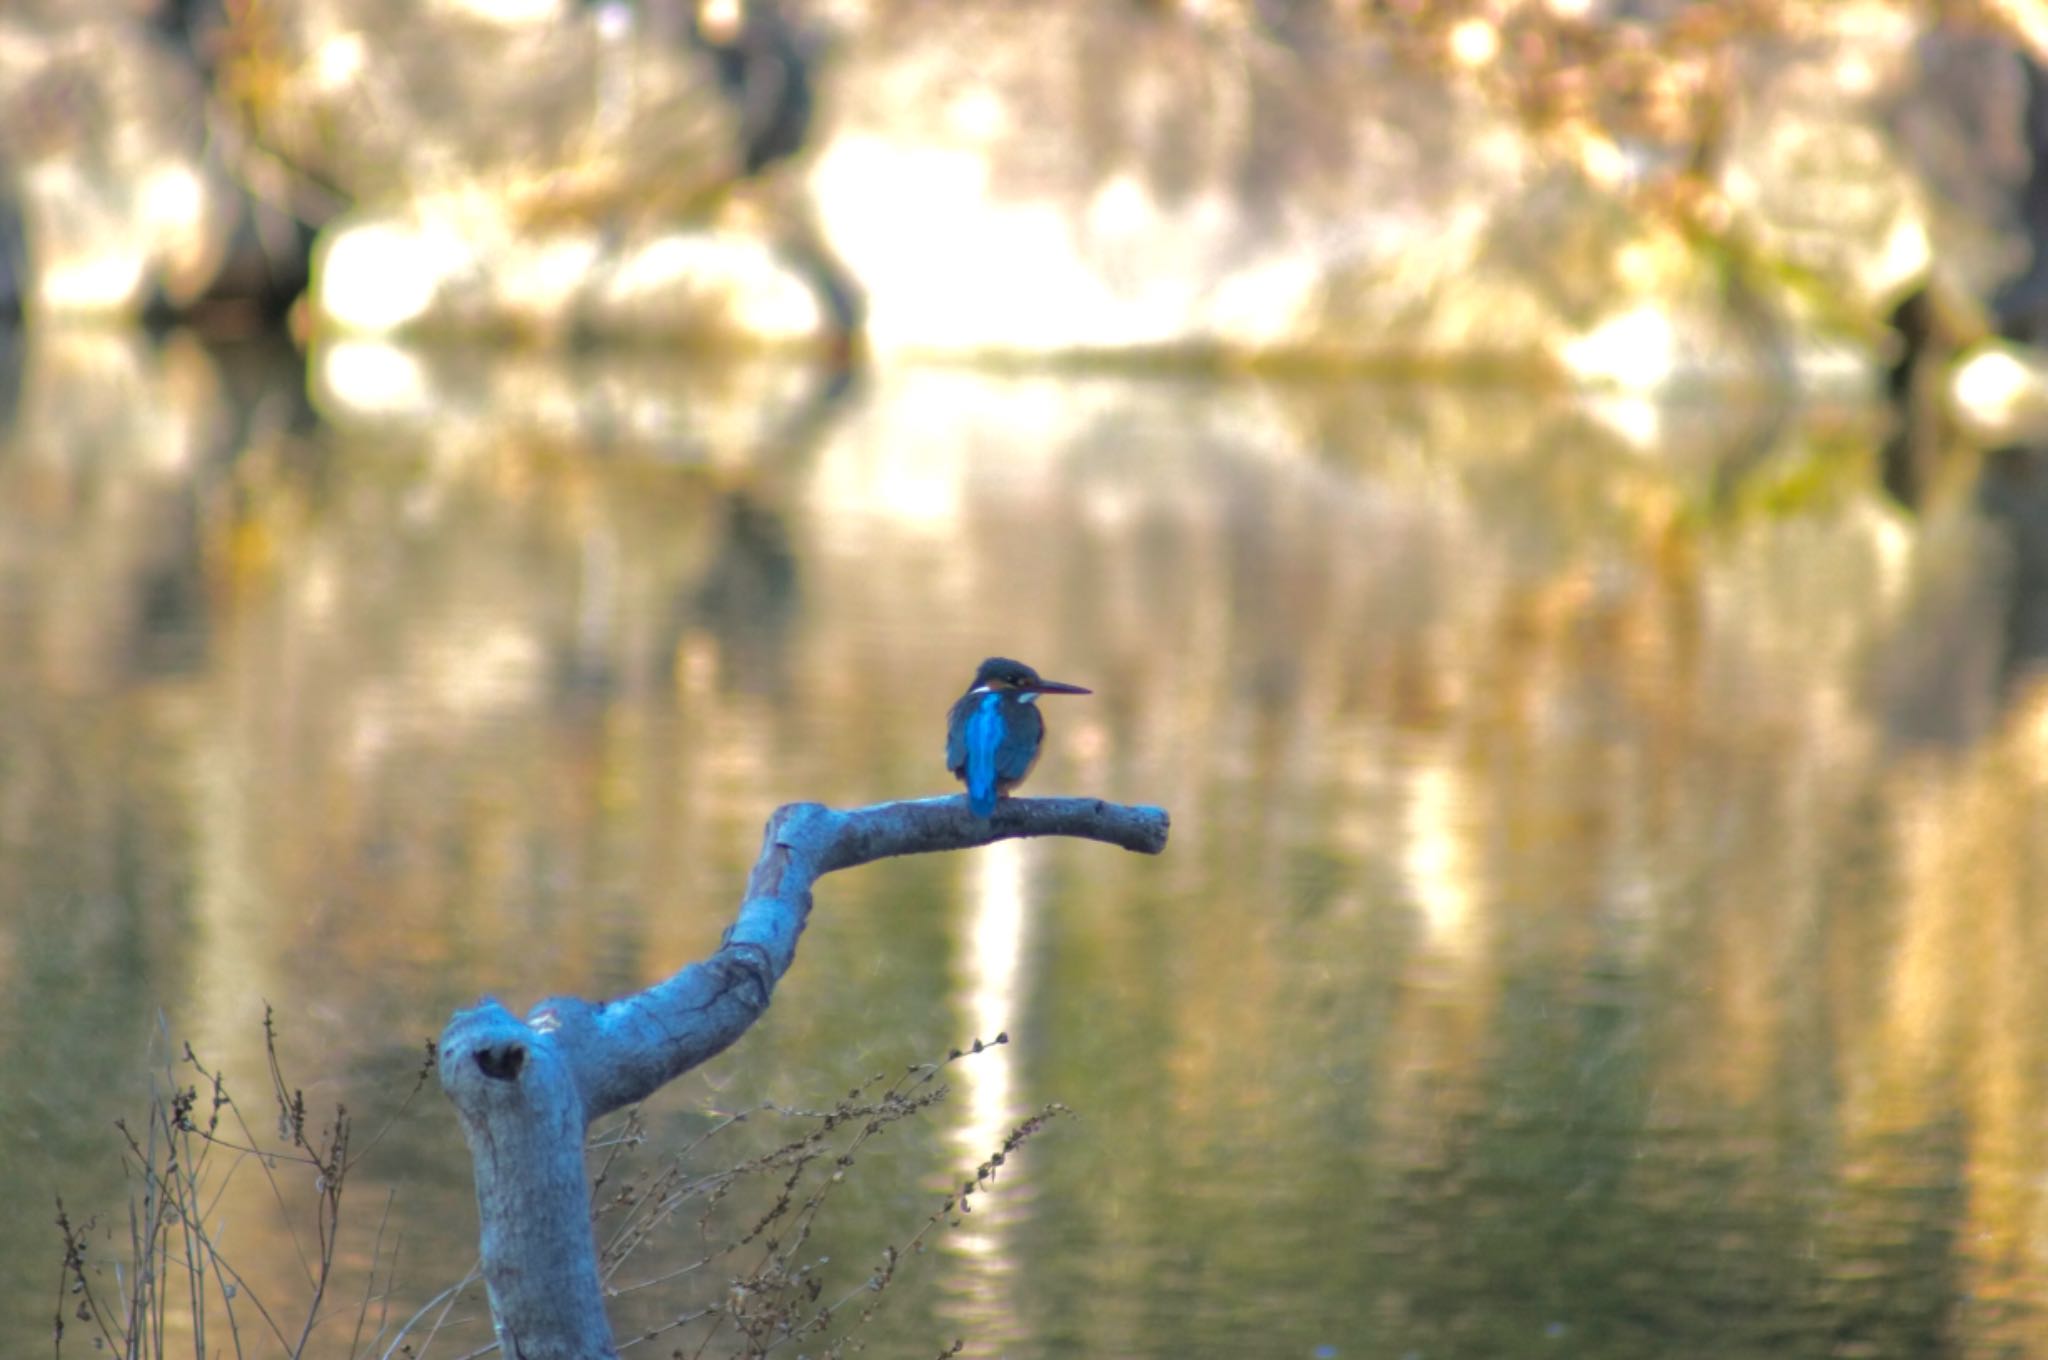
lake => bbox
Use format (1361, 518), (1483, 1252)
(5, 329), (2047, 1359)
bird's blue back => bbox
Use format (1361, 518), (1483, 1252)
(962, 694), (1005, 817)
(946, 690), (1045, 817)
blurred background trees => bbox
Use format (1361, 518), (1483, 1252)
(9, 0), (2048, 390)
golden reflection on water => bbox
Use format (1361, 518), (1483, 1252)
(942, 837), (1030, 1345)
(7, 330), (2048, 1357)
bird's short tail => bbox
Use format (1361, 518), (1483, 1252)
(968, 777), (997, 819)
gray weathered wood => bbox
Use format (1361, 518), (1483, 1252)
(438, 793), (1168, 1359)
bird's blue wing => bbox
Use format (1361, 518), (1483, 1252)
(961, 696), (1005, 818)
(945, 699), (970, 777)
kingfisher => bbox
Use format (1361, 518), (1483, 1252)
(945, 657), (1092, 819)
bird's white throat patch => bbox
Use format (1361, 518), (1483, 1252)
(969, 685), (1036, 704)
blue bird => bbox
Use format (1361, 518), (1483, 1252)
(945, 657), (1092, 819)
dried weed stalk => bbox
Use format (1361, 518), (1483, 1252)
(593, 1030), (1067, 1359)
(53, 1006), (439, 1360)
(58, 1020), (1064, 1360)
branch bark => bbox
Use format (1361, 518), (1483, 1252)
(437, 793), (1168, 1360)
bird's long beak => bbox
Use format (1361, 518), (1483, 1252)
(1026, 678), (1092, 695)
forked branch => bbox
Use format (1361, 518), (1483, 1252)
(437, 794), (1167, 1360)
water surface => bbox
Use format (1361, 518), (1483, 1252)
(6, 331), (2048, 1359)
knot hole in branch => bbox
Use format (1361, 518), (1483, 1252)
(475, 1043), (527, 1082)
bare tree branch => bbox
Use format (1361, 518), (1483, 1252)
(437, 793), (1167, 1360)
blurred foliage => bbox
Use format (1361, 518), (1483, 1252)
(215, 0), (740, 221)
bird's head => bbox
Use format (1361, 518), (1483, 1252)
(968, 656), (1092, 696)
